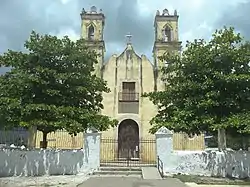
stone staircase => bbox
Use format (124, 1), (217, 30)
(92, 161), (160, 178)
(93, 165), (142, 177)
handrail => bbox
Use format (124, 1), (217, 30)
(118, 92), (139, 101)
(157, 156), (164, 178)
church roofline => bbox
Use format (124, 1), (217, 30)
(117, 43), (141, 60)
(154, 9), (179, 27)
(80, 6), (105, 21)
(141, 54), (154, 68)
(81, 13), (105, 21)
(155, 15), (178, 21)
(103, 43), (143, 69)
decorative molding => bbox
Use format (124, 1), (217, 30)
(155, 126), (173, 135)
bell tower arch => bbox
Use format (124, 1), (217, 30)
(80, 6), (105, 77)
(153, 8), (182, 91)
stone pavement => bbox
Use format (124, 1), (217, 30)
(0, 174), (89, 187)
(186, 184), (250, 187)
(77, 177), (188, 187)
(141, 167), (161, 179)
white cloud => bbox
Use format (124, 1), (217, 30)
(137, 0), (246, 48)
(184, 0), (205, 9)
(50, 28), (79, 41)
(60, 0), (72, 4)
(0, 0), (248, 59)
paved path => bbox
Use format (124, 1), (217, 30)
(0, 175), (88, 187)
(142, 167), (161, 179)
(186, 184), (250, 187)
(77, 177), (187, 187)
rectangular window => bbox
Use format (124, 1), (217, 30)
(122, 82), (135, 93)
(121, 82), (136, 101)
(119, 82), (138, 113)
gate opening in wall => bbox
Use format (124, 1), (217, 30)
(101, 118), (156, 167)
(100, 138), (156, 167)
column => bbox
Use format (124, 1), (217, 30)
(82, 130), (101, 173)
(155, 127), (174, 173)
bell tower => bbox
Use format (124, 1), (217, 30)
(153, 9), (182, 90)
(80, 6), (105, 77)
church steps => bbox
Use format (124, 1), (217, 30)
(92, 166), (142, 177)
(99, 166), (142, 171)
(93, 170), (142, 176)
(91, 174), (142, 178)
(100, 162), (156, 167)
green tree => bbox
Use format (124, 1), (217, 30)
(0, 31), (117, 148)
(144, 27), (250, 150)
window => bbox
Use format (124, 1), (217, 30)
(122, 82), (135, 93)
(120, 82), (137, 101)
(118, 82), (139, 113)
(162, 25), (172, 42)
(88, 25), (94, 40)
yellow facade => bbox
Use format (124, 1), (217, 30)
(35, 7), (204, 152)
(79, 7), (204, 151)
(35, 130), (84, 149)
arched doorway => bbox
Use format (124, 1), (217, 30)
(118, 119), (139, 159)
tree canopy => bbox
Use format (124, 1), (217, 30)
(144, 27), (250, 137)
(0, 31), (117, 147)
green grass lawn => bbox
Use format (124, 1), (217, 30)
(172, 174), (250, 185)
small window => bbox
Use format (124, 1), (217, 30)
(121, 82), (136, 101)
(88, 25), (94, 40)
(162, 25), (172, 42)
(122, 82), (135, 93)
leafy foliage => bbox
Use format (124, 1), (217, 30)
(0, 31), (117, 142)
(144, 27), (250, 135)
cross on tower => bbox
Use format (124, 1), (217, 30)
(125, 32), (132, 43)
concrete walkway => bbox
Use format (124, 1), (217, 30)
(142, 167), (161, 179)
(77, 177), (187, 187)
(186, 183), (250, 187)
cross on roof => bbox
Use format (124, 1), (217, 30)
(125, 32), (132, 43)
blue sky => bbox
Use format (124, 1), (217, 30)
(0, 0), (249, 67)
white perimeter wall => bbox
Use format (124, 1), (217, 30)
(0, 132), (100, 177)
(156, 127), (250, 179)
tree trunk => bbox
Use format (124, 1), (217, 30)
(41, 132), (48, 149)
(241, 136), (248, 151)
(218, 128), (226, 151)
(27, 126), (37, 148)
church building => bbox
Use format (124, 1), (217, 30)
(79, 6), (204, 160)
